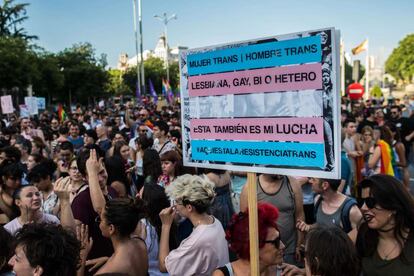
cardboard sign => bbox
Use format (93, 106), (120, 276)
(37, 97), (46, 110)
(24, 97), (39, 115)
(1, 95), (14, 114)
(179, 28), (341, 178)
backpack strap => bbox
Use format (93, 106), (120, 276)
(340, 197), (357, 233)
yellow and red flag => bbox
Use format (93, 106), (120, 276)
(352, 39), (368, 55)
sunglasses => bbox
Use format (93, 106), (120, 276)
(357, 197), (377, 209)
(263, 236), (281, 248)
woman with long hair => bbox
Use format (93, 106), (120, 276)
(142, 149), (162, 186)
(387, 122), (409, 188)
(356, 174), (414, 275)
(0, 161), (23, 224)
(366, 125), (399, 177)
(138, 184), (178, 276)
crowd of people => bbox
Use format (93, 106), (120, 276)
(0, 95), (413, 276)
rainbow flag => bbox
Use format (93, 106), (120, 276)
(377, 140), (395, 176)
(57, 104), (66, 123)
(162, 78), (174, 104)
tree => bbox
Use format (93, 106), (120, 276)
(106, 69), (131, 95)
(56, 43), (108, 105)
(123, 56), (180, 97)
(0, 0), (36, 40)
(385, 34), (414, 83)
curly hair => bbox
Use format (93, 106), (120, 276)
(14, 223), (80, 276)
(166, 174), (215, 213)
(306, 226), (360, 276)
(226, 203), (279, 260)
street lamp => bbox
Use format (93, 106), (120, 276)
(154, 12), (177, 83)
(132, 0), (142, 97)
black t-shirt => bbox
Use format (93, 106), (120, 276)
(357, 119), (378, 133)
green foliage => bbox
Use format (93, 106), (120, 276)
(370, 85), (383, 98)
(123, 56), (180, 96)
(385, 34), (414, 83)
(0, 36), (37, 91)
(56, 42), (109, 104)
(0, 0), (36, 40)
(106, 69), (131, 95)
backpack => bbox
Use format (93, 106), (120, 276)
(314, 196), (357, 233)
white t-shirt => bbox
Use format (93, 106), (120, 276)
(4, 213), (60, 235)
(165, 217), (229, 276)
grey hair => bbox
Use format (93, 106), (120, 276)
(166, 174), (215, 204)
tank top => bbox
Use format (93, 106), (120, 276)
(316, 197), (348, 229)
(257, 176), (296, 254)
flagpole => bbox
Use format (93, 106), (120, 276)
(365, 38), (369, 100)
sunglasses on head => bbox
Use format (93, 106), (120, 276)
(263, 236), (281, 248)
(357, 197), (377, 209)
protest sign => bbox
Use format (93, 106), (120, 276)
(19, 105), (30, 117)
(37, 97), (46, 110)
(1, 95), (14, 114)
(24, 97), (39, 115)
(179, 28), (341, 178)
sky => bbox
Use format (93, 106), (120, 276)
(24, 0), (413, 68)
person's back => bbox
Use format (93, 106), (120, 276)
(96, 238), (148, 276)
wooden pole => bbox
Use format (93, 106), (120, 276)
(247, 172), (259, 276)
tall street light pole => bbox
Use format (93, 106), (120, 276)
(154, 12), (177, 83)
(138, 0), (145, 94)
(132, 0), (142, 98)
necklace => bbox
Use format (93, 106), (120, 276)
(381, 242), (400, 260)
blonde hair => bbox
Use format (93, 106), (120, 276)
(166, 174), (215, 208)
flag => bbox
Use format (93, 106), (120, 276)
(162, 78), (168, 97)
(57, 104), (66, 123)
(163, 79), (174, 104)
(352, 39), (368, 55)
(149, 79), (158, 104)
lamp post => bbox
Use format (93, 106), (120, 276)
(154, 12), (177, 83)
(132, 0), (142, 97)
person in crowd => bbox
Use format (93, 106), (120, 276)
(14, 138), (31, 166)
(27, 160), (59, 215)
(105, 156), (130, 198)
(282, 225), (361, 276)
(213, 203), (285, 276)
(8, 223), (80, 276)
(68, 123), (84, 154)
(360, 126), (376, 177)
(204, 169), (235, 230)
(357, 108), (378, 133)
(339, 129), (353, 194)
(389, 105), (414, 160)
(240, 174), (304, 265)
(113, 140), (134, 171)
(355, 174), (414, 275)
(0, 161), (23, 224)
(137, 184), (178, 276)
(387, 122), (409, 188)
(51, 125), (69, 156)
(68, 157), (87, 203)
(96, 125), (112, 152)
(159, 174), (229, 275)
(152, 121), (176, 156)
(296, 178), (362, 234)
(71, 146), (118, 263)
(157, 150), (182, 188)
(142, 149), (162, 185)
(132, 135), (154, 191)
(375, 108), (386, 127)
(0, 145), (21, 165)
(56, 141), (74, 178)
(342, 119), (363, 186)
(0, 226), (14, 275)
(80, 198), (148, 276)
(84, 129), (98, 147)
(4, 176), (74, 235)
(366, 125), (399, 177)
(26, 153), (45, 172)
(31, 136), (48, 158)
(169, 129), (182, 155)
